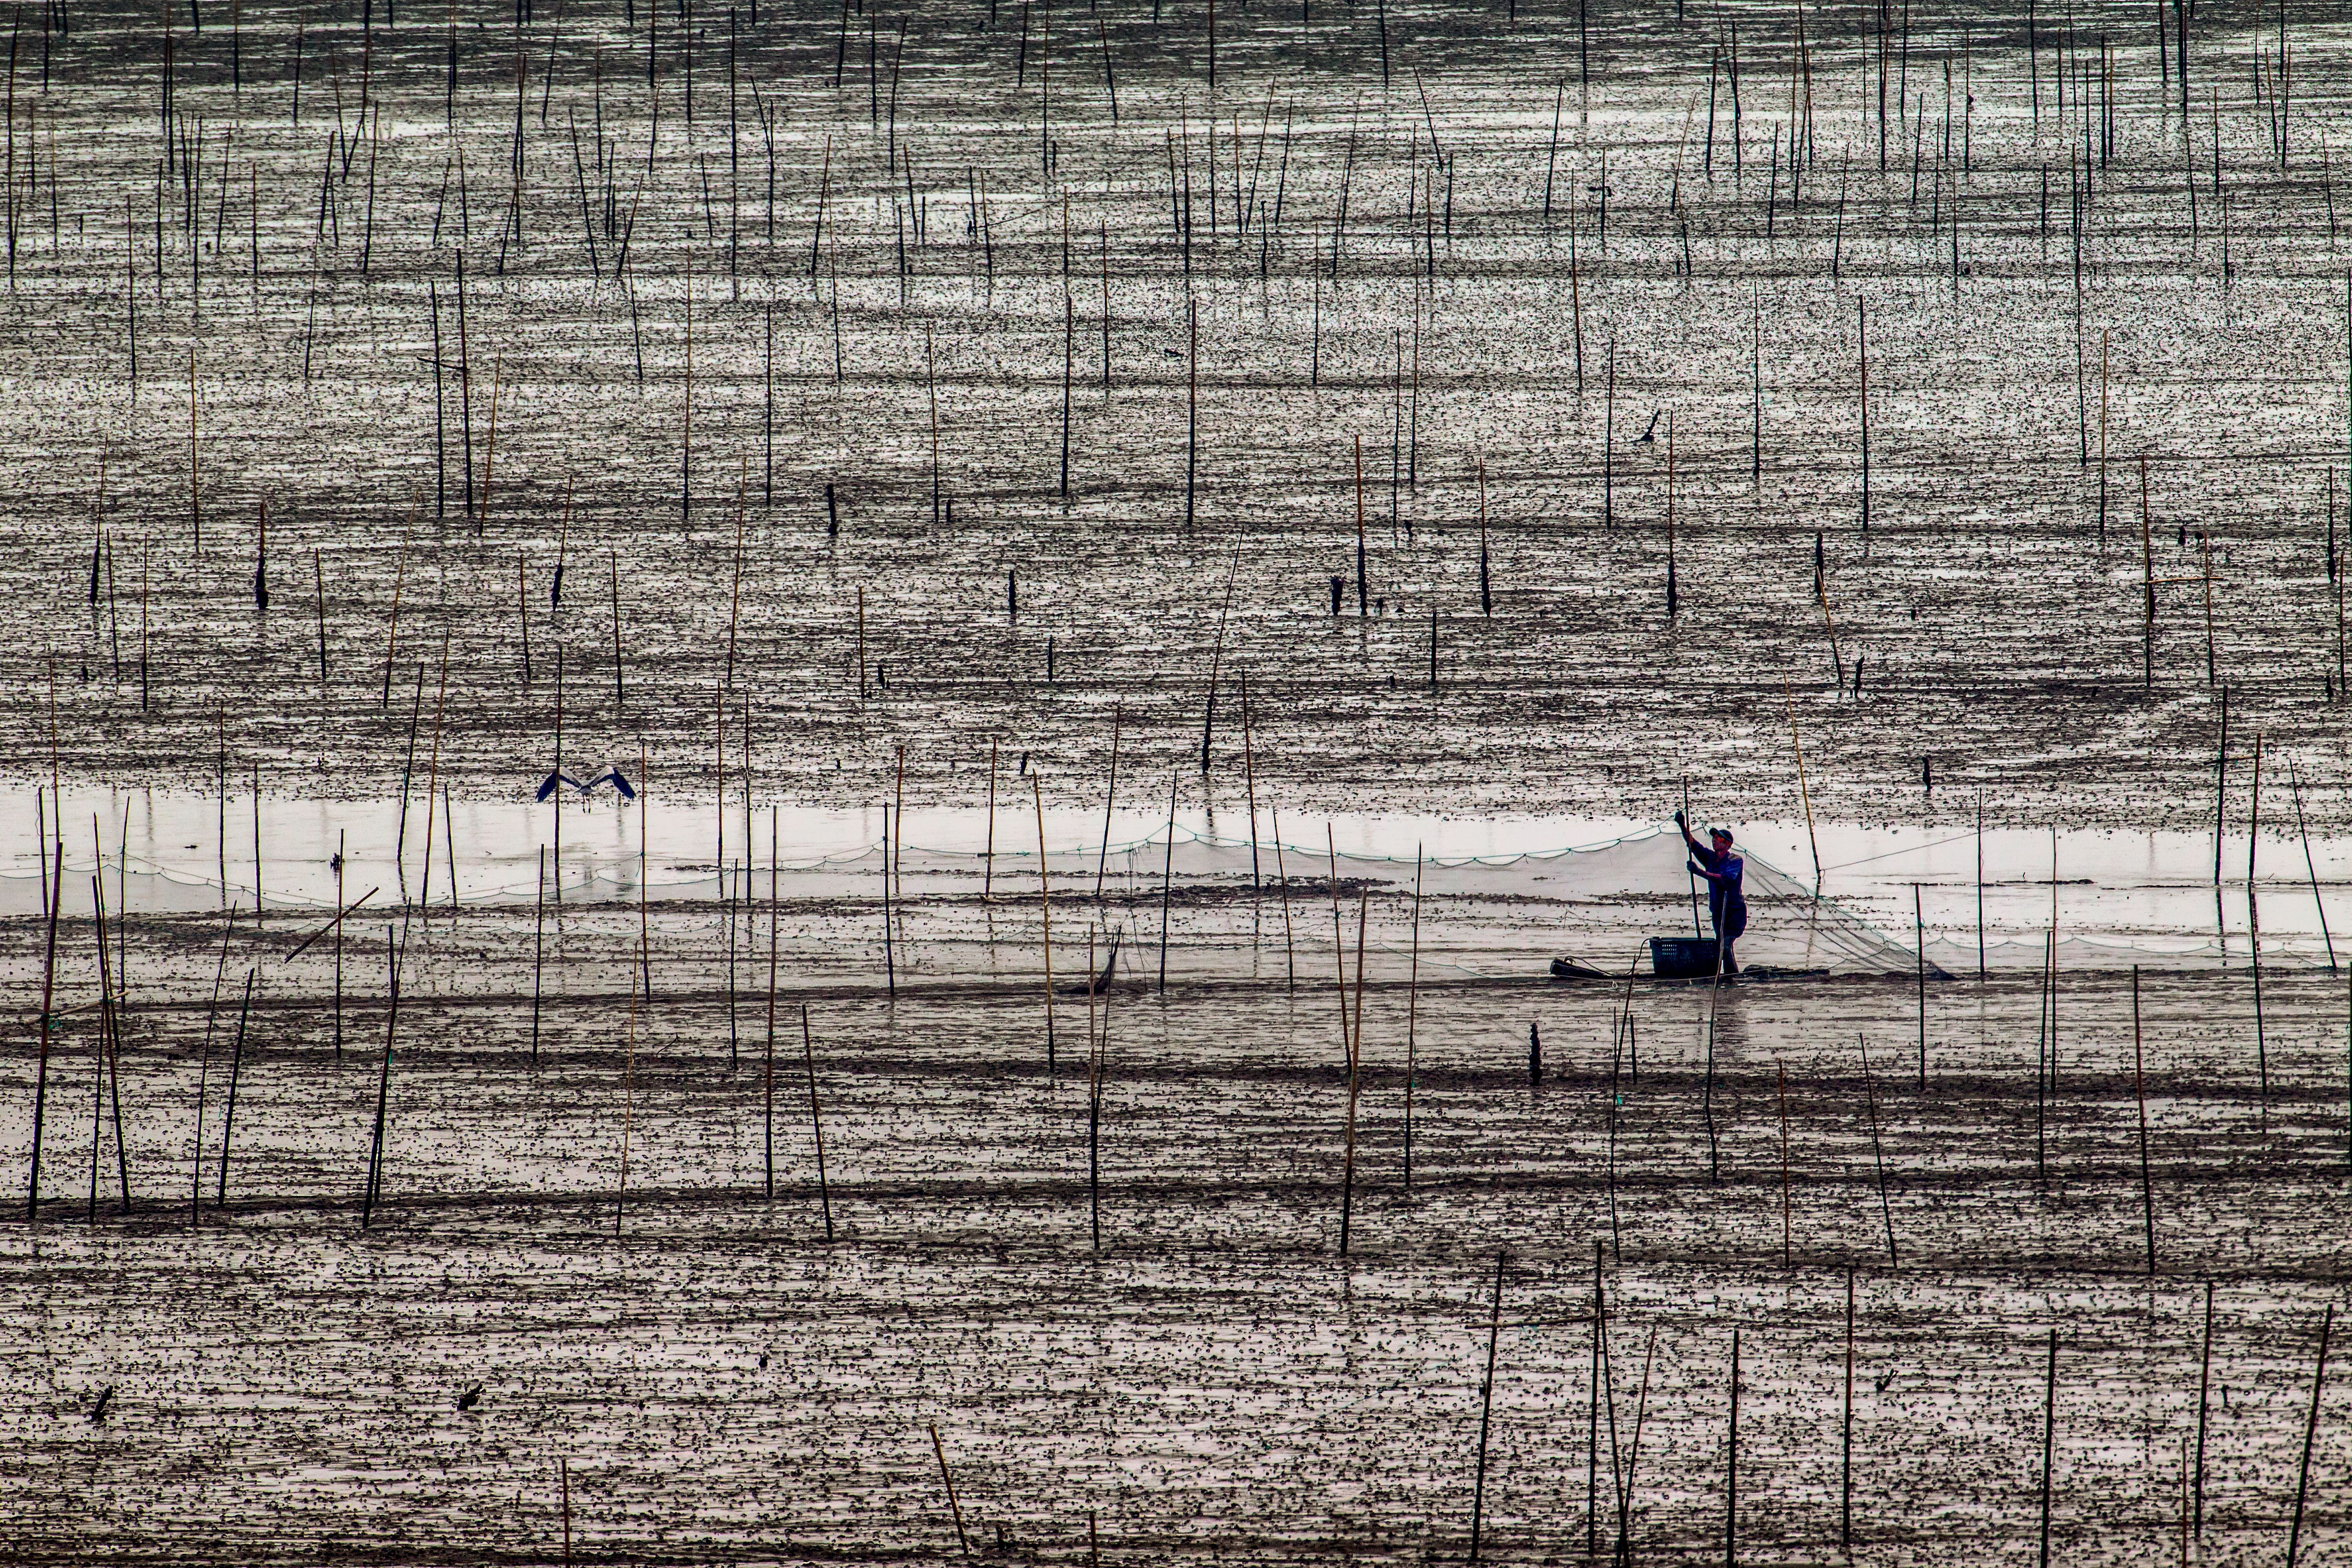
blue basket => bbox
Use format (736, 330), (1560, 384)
(1649, 937), (1720, 980)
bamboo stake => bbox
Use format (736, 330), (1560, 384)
(1158, 769), (1177, 990)
(530, 846), (545, 1062)
(1467, 1250), (1505, 1563)
(1086, 937), (1115, 1244)
(2286, 1304), (2333, 1568)
(930, 1425), (971, 1556)
(615, 933), (640, 1238)
(417, 629), (451, 909)
(882, 765), (898, 998)
(802, 1005), (833, 1241)
(1726, 1327), (1741, 1563)
(2289, 757), (2336, 969)
(765, 809), (778, 1198)
(90, 875), (131, 1214)
(2142, 454), (2155, 685)
(1273, 806), (1296, 990)
(1405, 846), (1421, 1190)
(1327, 827), (1349, 1066)
(1860, 1032), (1898, 1265)
(190, 904), (237, 1223)
(1784, 678), (1822, 886)
(1035, 772), (1054, 1073)
(360, 924), (401, 1228)
(2033, 1341), (2060, 1568)
(1239, 676), (1259, 889)
(2194, 1280), (2213, 1537)
(215, 967), (255, 1208)
(1914, 883), (1927, 1087)
(1337, 890), (1365, 1256)
(983, 737), (997, 903)
(26, 831), (59, 1220)
(2134, 966), (2155, 1274)
(1776, 1059), (1791, 1267)
(1095, 706), (1121, 899)
(1841, 1267), (1855, 1549)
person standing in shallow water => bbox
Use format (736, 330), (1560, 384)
(1675, 811), (1748, 977)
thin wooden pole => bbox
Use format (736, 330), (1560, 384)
(1337, 890), (1365, 1256)
(1095, 704), (1122, 900)
(2133, 966), (2155, 1274)
(1405, 846), (1422, 1190)
(1726, 1327), (1741, 1567)
(2194, 1280), (2212, 1538)
(2287, 1304), (2333, 1568)
(615, 937), (640, 1239)
(1860, 1032), (1898, 1265)
(1467, 1250), (1506, 1563)
(1273, 805), (1296, 991)
(1785, 679), (1822, 886)
(765, 810), (777, 1199)
(1842, 1267), (1855, 1549)
(1914, 882), (1927, 1087)
(27, 834), (61, 1220)
(215, 967), (255, 1208)
(1088, 933), (1104, 1251)
(1776, 1059), (1792, 1267)
(332, 833), (345, 1059)
(417, 630), (451, 909)
(2039, 1328), (2059, 1568)
(802, 1005), (833, 1241)
(1239, 674), (1260, 888)
(929, 1425), (971, 1556)
(531, 847), (545, 1061)
(191, 905), (237, 1224)
(361, 925), (401, 1229)
(1158, 769), (1178, 990)
(1035, 772), (1054, 1073)
(2289, 757), (2337, 970)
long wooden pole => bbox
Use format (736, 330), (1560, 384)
(2286, 1304), (2334, 1568)
(765, 810), (778, 1198)
(1467, 1250), (1506, 1563)
(361, 925), (401, 1228)
(930, 1425), (972, 1556)
(2038, 1329), (2058, 1568)
(1095, 704), (1122, 899)
(1035, 773), (1054, 1073)
(803, 1005), (833, 1242)
(1405, 847), (1422, 1190)
(26, 837), (62, 1220)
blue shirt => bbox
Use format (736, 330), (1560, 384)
(1688, 842), (1747, 927)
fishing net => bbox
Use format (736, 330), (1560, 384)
(3, 817), (1932, 981)
(533, 819), (1934, 981)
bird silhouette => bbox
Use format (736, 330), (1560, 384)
(535, 765), (636, 803)
(456, 1384), (482, 1412)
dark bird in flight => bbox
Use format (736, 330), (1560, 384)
(536, 765), (636, 803)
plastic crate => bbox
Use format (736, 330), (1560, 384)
(1649, 936), (1720, 980)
